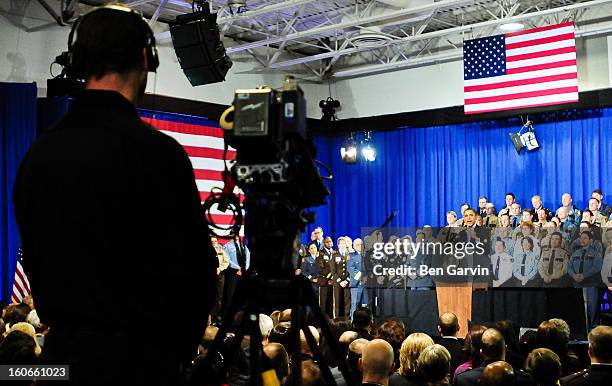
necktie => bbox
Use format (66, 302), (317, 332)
(513, 217), (518, 228)
(578, 250), (587, 274)
(494, 256), (500, 280)
(547, 249), (556, 276)
(237, 241), (246, 268)
(485, 217), (490, 227)
(521, 253), (527, 276)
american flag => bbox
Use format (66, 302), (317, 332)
(141, 117), (244, 237)
(463, 22), (578, 114)
(12, 247), (32, 303)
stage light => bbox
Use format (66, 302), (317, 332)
(509, 120), (540, 154)
(341, 133), (358, 163)
(499, 22), (524, 32)
(319, 97), (340, 122)
(361, 131), (376, 162)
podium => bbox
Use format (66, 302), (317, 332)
(436, 283), (473, 334)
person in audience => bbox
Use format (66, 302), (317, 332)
(456, 203), (471, 226)
(495, 320), (525, 371)
(525, 348), (562, 386)
(0, 330), (38, 365)
(480, 361), (516, 386)
(2, 303), (29, 330)
(263, 342), (290, 384)
(211, 236), (230, 323)
(513, 235), (540, 287)
(349, 238), (369, 319)
(418, 344), (452, 385)
(332, 237), (351, 318)
(286, 360), (324, 386)
(478, 196), (488, 218)
(587, 198), (607, 227)
(352, 307), (374, 340)
(592, 188), (612, 217)
(536, 320), (582, 376)
(376, 320), (406, 371)
(499, 193), (516, 217)
(491, 239), (514, 287)
(560, 193), (582, 226)
(454, 325), (487, 379)
(561, 325), (612, 386)
(557, 206), (577, 234)
(301, 242), (320, 294)
(582, 210), (596, 227)
(446, 211), (458, 227)
(390, 332), (434, 386)
(258, 314), (274, 346)
(437, 312), (467, 375)
(349, 338), (369, 384)
(539, 232), (569, 286)
(483, 203), (500, 227)
(313, 227), (325, 250)
(568, 231), (603, 285)
(361, 339), (395, 386)
(316, 236), (335, 317)
(510, 203), (523, 228)
(530, 195), (552, 223)
(522, 209), (534, 225)
(300, 325), (320, 363)
(454, 328), (534, 386)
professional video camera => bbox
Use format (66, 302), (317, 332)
(196, 77), (353, 386)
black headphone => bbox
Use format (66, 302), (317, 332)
(63, 4), (159, 79)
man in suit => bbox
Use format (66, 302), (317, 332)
(478, 196), (488, 218)
(437, 312), (467, 375)
(332, 237), (351, 318)
(348, 238), (368, 320)
(561, 325), (612, 386)
(316, 236), (334, 317)
(455, 328), (535, 386)
(499, 192), (516, 217)
(211, 236), (230, 323)
(313, 226), (325, 250)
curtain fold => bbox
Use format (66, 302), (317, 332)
(308, 109), (612, 241)
(1, 82), (37, 303)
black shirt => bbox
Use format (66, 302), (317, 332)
(14, 90), (217, 361)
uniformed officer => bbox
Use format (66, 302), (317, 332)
(588, 198), (608, 227)
(568, 231), (603, 286)
(557, 206), (577, 235)
(300, 242), (320, 294)
(316, 236), (334, 317)
(491, 239), (514, 287)
(331, 237), (351, 318)
(477, 196), (488, 218)
(559, 193), (582, 226)
(539, 232), (569, 286)
(498, 192), (516, 217)
(592, 188), (612, 218)
(513, 236), (540, 286)
(348, 238), (368, 319)
(223, 235), (250, 316)
(509, 203), (523, 229)
(530, 195), (553, 223)
(483, 203), (500, 228)
(600, 248), (612, 287)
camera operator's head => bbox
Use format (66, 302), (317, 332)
(68, 4), (159, 102)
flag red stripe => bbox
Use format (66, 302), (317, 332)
(207, 214), (238, 224)
(506, 46), (576, 62)
(12, 293), (19, 303)
(183, 145), (236, 159)
(142, 118), (224, 138)
(200, 191), (245, 202)
(506, 59), (576, 74)
(16, 267), (31, 293)
(504, 22), (573, 37)
(13, 280), (26, 300)
(194, 169), (224, 180)
(465, 86), (578, 105)
(465, 98), (578, 114)
(505, 33), (575, 50)
(464, 73), (577, 92)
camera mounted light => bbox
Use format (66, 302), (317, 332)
(319, 97), (340, 122)
(340, 132), (358, 163)
(361, 131), (376, 162)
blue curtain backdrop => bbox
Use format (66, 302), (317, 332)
(307, 109), (612, 241)
(0, 83), (37, 303)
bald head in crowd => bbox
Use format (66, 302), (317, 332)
(299, 326), (320, 357)
(588, 325), (612, 364)
(481, 361), (515, 386)
(438, 312), (460, 337)
(264, 343), (289, 384)
(360, 339), (395, 386)
(481, 328), (506, 361)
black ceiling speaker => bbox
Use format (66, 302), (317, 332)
(170, 10), (233, 86)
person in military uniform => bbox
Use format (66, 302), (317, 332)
(483, 203), (500, 228)
(558, 206), (577, 235)
(561, 325), (612, 386)
(348, 238), (368, 319)
(316, 236), (335, 317)
(530, 195), (553, 223)
(210, 236), (230, 323)
(331, 237), (351, 318)
(300, 242), (320, 294)
(588, 198), (608, 227)
(539, 232), (569, 287)
(490, 239), (514, 287)
(569, 231), (603, 285)
(498, 192), (516, 217)
(560, 193), (582, 226)
(600, 240), (612, 288)
(513, 236), (540, 286)
(478, 196), (488, 218)
(509, 203), (523, 229)
(493, 225), (515, 256)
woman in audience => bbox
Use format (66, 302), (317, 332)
(418, 344), (452, 386)
(536, 319), (582, 376)
(454, 325), (487, 379)
(390, 332), (434, 386)
(525, 348), (562, 386)
(376, 320), (406, 372)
